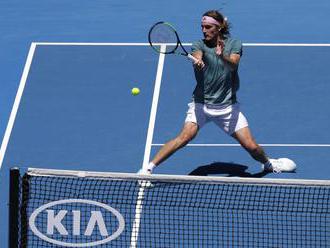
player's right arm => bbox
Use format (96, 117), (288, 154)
(192, 50), (205, 69)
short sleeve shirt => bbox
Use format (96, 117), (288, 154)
(191, 37), (242, 106)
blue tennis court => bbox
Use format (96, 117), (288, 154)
(2, 42), (330, 179)
(1, 0), (330, 246)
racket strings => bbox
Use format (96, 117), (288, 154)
(149, 23), (178, 53)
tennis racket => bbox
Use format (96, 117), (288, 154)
(148, 21), (198, 63)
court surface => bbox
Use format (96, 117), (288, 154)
(2, 0), (330, 245)
(2, 42), (330, 180)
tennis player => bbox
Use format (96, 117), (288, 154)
(140, 10), (296, 175)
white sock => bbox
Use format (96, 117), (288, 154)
(146, 162), (156, 172)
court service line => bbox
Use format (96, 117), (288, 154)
(243, 43), (330, 47)
(0, 43), (37, 169)
(33, 42), (330, 47)
(152, 143), (330, 147)
(35, 42), (151, 46)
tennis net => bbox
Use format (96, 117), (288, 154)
(9, 167), (330, 247)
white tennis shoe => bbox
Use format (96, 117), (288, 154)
(262, 158), (297, 173)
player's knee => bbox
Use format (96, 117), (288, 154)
(174, 123), (198, 147)
(177, 131), (196, 146)
(177, 134), (193, 146)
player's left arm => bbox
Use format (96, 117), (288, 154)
(221, 53), (240, 68)
(217, 38), (242, 69)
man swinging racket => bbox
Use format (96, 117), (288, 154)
(140, 10), (296, 175)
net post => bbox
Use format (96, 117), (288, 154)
(8, 167), (20, 248)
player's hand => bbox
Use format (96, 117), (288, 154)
(215, 39), (224, 56)
(194, 58), (205, 69)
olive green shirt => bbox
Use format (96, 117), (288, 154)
(191, 37), (243, 106)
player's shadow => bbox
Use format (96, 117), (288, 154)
(188, 162), (268, 178)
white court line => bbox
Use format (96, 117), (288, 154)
(142, 45), (166, 169)
(130, 45), (166, 248)
(129, 186), (146, 248)
(35, 42), (151, 46)
(0, 43), (37, 169)
(244, 43), (330, 47)
(152, 143), (330, 147)
(33, 42), (330, 47)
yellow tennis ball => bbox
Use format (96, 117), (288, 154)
(131, 87), (140, 96)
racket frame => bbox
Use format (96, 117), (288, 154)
(148, 21), (198, 63)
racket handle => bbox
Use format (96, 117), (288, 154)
(187, 54), (199, 63)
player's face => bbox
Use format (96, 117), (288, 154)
(201, 24), (220, 41)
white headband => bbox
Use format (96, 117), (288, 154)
(201, 16), (228, 26)
(202, 16), (220, 26)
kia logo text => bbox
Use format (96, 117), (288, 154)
(29, 199), (125, 247)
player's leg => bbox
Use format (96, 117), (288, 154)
(151, 122), (198, 166)
(138, 122), (198, 175)
(139, 102), (206, 174)
(211, 104), (296, 173)
(231, 127), (296, 172)
(137, 122), (198, 187)
(209, 104), (268, 163)
(231, 126), (269, 164)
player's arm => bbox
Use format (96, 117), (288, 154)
(221, 53), (240, 68)
(216, 38), (241, 69)
(192, 50), (205, 69)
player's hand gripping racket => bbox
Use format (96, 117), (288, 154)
(148, 21), (198, 63)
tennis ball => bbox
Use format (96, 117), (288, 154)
(131, 87), (140, 96)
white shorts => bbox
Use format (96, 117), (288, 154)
(185, 102), (249, 135)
